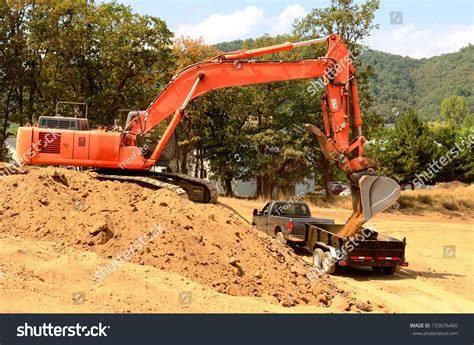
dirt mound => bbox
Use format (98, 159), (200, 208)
(0, 167), (377, 311)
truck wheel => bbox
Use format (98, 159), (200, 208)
(322, 251), (336, 274)
(313, 248), (325, 269)
(382, 266), (397, 275)
(275, 231), (287, 246)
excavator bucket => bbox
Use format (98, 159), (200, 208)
(358, 175), (401, 223)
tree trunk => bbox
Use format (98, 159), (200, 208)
(256, 175), (262, 198)
(0, 88), (13, 156)
(260, 176), (274, 199)
(179, 144), (188, 174)
(320, 155), (332, 197)
(223, 178), (233, 197)
(28, 86), (35, 124)
(194, 147), (199, 178)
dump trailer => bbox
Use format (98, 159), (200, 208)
(303, 223), (408, 275)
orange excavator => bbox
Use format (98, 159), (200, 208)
(16, 34), (400, 228)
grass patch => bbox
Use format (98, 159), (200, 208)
(396, 186), (473, 214)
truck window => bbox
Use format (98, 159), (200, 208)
(272, 203), (310, 217)
(262, 203), (270, 216)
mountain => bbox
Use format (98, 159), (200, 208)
(214, 40), (474, 122)
(359, 46), (474, 121)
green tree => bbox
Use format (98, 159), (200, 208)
(440, 95), (470, 123)
(0, 0), (30, 160)
(371, 110), (438, 187)
(431, 123), (474, 183)
(294, 0), (380, 53)
(0, 0), (174, 158)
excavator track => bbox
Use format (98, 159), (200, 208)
(95, 170), (218, 203)
(96, 173), (188, 198)
(153, 172), (219, 204)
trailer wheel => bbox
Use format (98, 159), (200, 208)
(322, 251), (336, 274)
(275, 231), (287, 246)
(313, 248), (324, 269)
(372, 266), (383, 273)
(382, 266), (397, 275)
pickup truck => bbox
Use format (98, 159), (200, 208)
(252, 201), (334, 245)
(252, 201), (408, 275)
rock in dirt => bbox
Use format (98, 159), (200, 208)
(330, 295), (349, 311)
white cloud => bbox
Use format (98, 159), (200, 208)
(174, 5), (307, 44)
(270, 4), (307, 35)
(175, 6), (264, 44)
(369, 24), (474, 58)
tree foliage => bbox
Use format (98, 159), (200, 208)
(0, 0), (174, 155)
(370, 110), (439, 185)
(440, 95), (470, 123)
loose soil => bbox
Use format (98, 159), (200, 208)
(0, 167), (380, 313)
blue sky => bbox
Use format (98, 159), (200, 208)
(118, 0), (474, 58)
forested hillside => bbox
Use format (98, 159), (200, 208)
(215, 41), (474, 122)
(361, 46), (474, 121)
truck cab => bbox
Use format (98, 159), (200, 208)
(252, 201), (334, 245)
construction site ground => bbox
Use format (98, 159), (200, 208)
(0, 167), (472, 313)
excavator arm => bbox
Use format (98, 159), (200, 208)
(126, 35), (361, 164)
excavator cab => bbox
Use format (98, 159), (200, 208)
(125, 111), (177, 168)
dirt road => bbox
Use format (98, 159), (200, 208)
(221, 197), (474, 313)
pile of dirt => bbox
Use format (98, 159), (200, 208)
(0, 162), (29, 177)
(0, 167), (379, 311)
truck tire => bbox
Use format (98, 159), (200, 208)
(313, 248), (325, 269)
(382, 266), (397, 275)
(322, 251), (336, 274)
(275, 231), (287, 246)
